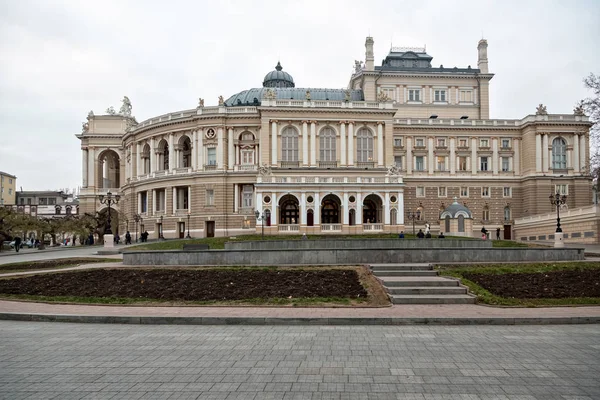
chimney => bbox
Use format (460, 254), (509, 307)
(365, 36), (374, 71)
(477, 39), (488, 73)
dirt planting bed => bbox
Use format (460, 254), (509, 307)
(463, 270), (600, 299)
(0, 258), (116, 273)
(0, 267), (380, 305)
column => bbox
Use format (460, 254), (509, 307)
(573, 133), (580, 173)
(313, 193), (320, 225)
(234, 184), (239, 213)
(542, 133), (549, 172)
(198, 129), (204, 168)
(152, 189), (156, 216)
(192, 130), (197, 170)
(471, 137), (477, 175)
(255, 192), (262, 215)
(271, 193), (278, 226)
(384, 192), (390, 224)
(302, 121), (309, 166)
(514, 138), (521, 175)
(356, 193), (362, 224)
(340, 122), (346, 166)
(137, 192), (142, 214)
(172, 187), (177, 213)
(428, 136), (434, 174)
(377, 122), (384, 167)
(150, 138), (155, 173)
(580, 134), (586, 172)
(343, 192), (349, 224)
(310, 121), (316, 166)
(348, 122), (354, 165)
(228, 127), (234, 170)
(136, 143), (142, 176)
(406, 137), (412, 174)
(271, 120), (278, 165)
(168, 134), (174, 171)
(449, 137), (456, 174)
(535, 133), (542, 172)
(300, 192), (307, 225)
(187, 186), (191, 212)
(87, 147), (95, 187)
(217, 127), (224, 169)
(398, 192), (405, 225)
(492, 137), (498, 175)
(82, 149), (88, 187)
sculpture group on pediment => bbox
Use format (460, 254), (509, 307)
(198, 98), (204, 108)
(377, 90), (391, 102)
(386, 164), (401, 176)
(264, 88), (276, 100)
(119, 96), (132, 116)
(305, 90), (311, 101)
(536, 103), (548, 115)
(354, 60), (363, 73)
(573, 102), (585, 116)
(87, 110), (94, 120)
(258, 163), (272, 176)
(344, 89), (351, 102)
(218, 95), (224, 106)
(105, 106), (116, 115)
(81, 121), (89, 133)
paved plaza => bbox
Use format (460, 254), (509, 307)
(0, 321), (599, 399)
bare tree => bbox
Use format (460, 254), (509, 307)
(579, 73), (600, 197)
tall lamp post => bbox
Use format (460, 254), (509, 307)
(159, 215), (164, 239)
(549, 192), (567, 248)
(186, 213), (191, 239)
(406, 210), (417, 235)
(133, 214), (141, 242)
(254, 209), (270, 239)
(98, 191), (120, 247)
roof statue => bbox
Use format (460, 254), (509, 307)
(264, 88), (276, 100)
(305, 90), (311, 101)
(125, 116), (138, 130)
(344, 89), (351, 102)
(574, 102), (585, 116)
(536, 103), (548, 115)
(119, 96), (132, 116)
(386, 165), (401, 176)
(197, 98), (204, 108)
(218, 95), (224, 106)
(87, 110), (94, 120)
(81, 121), (89, 133)
(377, 89), (391, 102)
(105, 106), (116, 115)
(354, 60), (362, 73)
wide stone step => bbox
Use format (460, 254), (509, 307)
(392, 294), (476, 304)
(373, 270), (438, 277)
(370, 263), (433, 271)
(381, 277), (459, 287)
(388, 286), (467, 295)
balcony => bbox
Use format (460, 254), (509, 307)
(280, 161), (300, 168)
(236, 164), (258, 171)
(204, 164), (217, 171)
(356, 162), (375, 168)
(321, 224), (342, 232)
(363, 223), (384, 231)
(278, 224), (300, 232)
(318, 161), (338, 168)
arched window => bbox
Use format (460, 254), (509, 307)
(416, 206), (423, 221)
(182, 138), (191, 168)
(458, 215), (465, 232)
(482, 205), (489, 221)
(356, 128), (373, 163)
(390, 208), (397, 225)
(319, 127), (336, 162)
(161, 141), (169, 171)
(281, 127), (298, 162)
(142, 144), (151, 174)
(504, 206), (511, 221)
(552, 138), (567, 169)
(241, 132), (254, 141)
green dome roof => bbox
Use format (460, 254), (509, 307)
(263, 62), (295, 88)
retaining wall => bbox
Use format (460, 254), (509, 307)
(224, 239), (492, 251)
(123, 247), (584, 266)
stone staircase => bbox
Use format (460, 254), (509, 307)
(370, 263), (475, 304)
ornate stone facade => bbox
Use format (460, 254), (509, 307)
(76, 37), (593, 239)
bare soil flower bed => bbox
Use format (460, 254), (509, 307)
(0, 268), (371, 304)
(462, 270), (600, 298)
(0, 258), (115, 273)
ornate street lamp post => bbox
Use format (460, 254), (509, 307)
(98, 191), (120, 235)
(406, 210), (417, 235)
(254, 209), (270, 239)
(133, 214), (141, 242)
(186, 213), (191, 239)
(159, 215), (164, 239)
(549, 192), (567, 248)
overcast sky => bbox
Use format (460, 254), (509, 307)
(0, 0), (598, 192)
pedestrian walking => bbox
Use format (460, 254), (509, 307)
(14, 237), (21, 253)
(496, 227), (501, 240)
(125, 231), (132, 245)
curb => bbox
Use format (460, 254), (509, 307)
(1, 312), (599, 326)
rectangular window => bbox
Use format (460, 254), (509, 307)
(140, 191), (148, 213)
(501, 138), (511, 149)
(438, 187), (447, 197)
(156, 190), (166, 211)
(393, 138), (402, 147)
(434, 89), (446, 102)
(459, 90), (473, 103)
(481, 187), (490, 197)
(408, 89), (421, 102)
(39, 198), (47, 205)
(480, 139), (489, 148)
(206, 189), (214, 206)
(459, 138), (468, 147)
(437, 138), (446, 147)
(241, 150), (254, 165)
(415, 156), (425, 171)
(458, 156), (468, 171)
(48, 198), (56, 205)
(27, 198), (31, 205)
(483, 208), (490, 221)
(480, 157), (489, 171)
(9, 178), (12, 184)
(436, 156), (446, 171)
(176, 187), (189, 210)
(416, 187), (425, 197)
(20, 198), (24, 205)
(503, 187), (512, 197)
(207, 148), (217, 165)
(460, 187), (469, 197)
(502, 157), (510, 172)
(555, 184), (568, 195)
(394, 156), (402, 168)
(242, 185), (253, 208)
(415, 138), (424, 147)
(8, 188), (12, 195)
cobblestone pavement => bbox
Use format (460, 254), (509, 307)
(0, 321), (598, 400)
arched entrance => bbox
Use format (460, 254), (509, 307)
(362, 194), (382, 224)
(97, 150), (120, 189)
(279, 195), (299, 225)
(307, 209), (314, 226)
(321, 194), (341, 224)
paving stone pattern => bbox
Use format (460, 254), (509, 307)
(0, 321), (599, 400)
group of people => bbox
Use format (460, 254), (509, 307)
(481, 227), (502, 240)
(399, 229), (445, 239)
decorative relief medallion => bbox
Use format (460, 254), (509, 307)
(205, 129), (216, 139)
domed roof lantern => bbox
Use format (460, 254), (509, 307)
(263, 62), (295, 88)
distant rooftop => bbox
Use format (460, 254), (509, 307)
(377, 46), (479, 73)
(0, 171), (16, 179)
